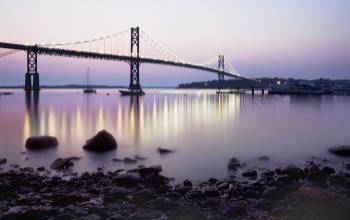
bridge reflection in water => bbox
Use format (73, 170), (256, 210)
(22, 90), (243, 155)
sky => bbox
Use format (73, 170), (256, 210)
(0, 0), (350, 86)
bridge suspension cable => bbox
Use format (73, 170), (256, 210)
(0, 49), (20, 58)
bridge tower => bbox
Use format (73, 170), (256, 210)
(129, 27), (142, 92)
(217, 55), (225, 93)
(25, 46), (40, 92)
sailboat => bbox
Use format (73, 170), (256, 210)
(83, 68), (96, 94)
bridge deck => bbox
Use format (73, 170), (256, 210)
(0, 42), (240, 78)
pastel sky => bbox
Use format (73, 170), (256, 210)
(0, 0), (350, 86)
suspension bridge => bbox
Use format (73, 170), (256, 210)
(0, 27), (244, 95)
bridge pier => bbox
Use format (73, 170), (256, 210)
(25, 47), (40, 92)
(217, 55), (225, 94)
(129, 59), (141, 91)
(120, 27), (144, 95)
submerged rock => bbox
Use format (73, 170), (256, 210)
(157, 147), (174, 154)
(280, 165), (304, 180)
(228, 157), (241, 170)
(50, 157), (80, 170)
(25, 136), (58, 150)
(83, 130), (117, 152)
(329, 145), (350, 157)
(123, 157), (137, 164)
(0, 158), (7, 165)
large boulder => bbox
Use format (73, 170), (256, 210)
(329, 145), (350, 157)
(25, 136), (58, 150)
(83, 130), (117, 152)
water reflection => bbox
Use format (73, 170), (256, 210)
(23, 92), (40, 141)
(2, 90), (350, 180)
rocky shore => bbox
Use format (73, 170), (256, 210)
(1, 157), (350, 220)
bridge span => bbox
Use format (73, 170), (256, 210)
(0, 27), (243, 94)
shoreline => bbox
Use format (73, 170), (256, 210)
(1, 157), (350, 219)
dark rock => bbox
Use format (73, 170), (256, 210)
(157, 147), (174, 154)
(228, 157), (241, 170)
(114, 173), (142, 187)
(137, 165), (162, 178)
(144, 173), (168, 188)
(83, 130), (117, 152)
(208, 178), (218, 184)
(134, 155), (147, 161)
(113, 158), (122, 162)
(242, 169), (258, 178)
(50, 157), (80, 170)
(280, 164), (304, 180)
(321, 166), (335, 176)
(25, 136), (58, 150)
(133, 188), (155, 201)
(258, 156), (270, 161)
(183, 179), (193, 187)
(0, 158), (7, 165)
(263, 186), (282, 199)
(123, 157), (137, 164)
(329, 145), (350, 157)
(328, 173), (350, 188)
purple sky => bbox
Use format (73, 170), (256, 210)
(0, 0), (350, 86)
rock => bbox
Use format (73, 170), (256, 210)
(83, 130), (117, 152)
(114, 173), (142, 187)
(329, 145), (350, 157)
(133, 188), (155, 201)
(144, 173), (169, 188)
(262, 186), (282, 199)
(50, 157), (80, 170)
(242, 170), (258, 178)
(321, 166), (335, 176)
(208, 178), (218, 184)
(258, 156), (270, 161)
(112, 158), (122, 162)
(0, 158), (7, 165)
(137, 165), (162, 178)
(37, 166), (45, 172)
(25, 136), (58, 150)
(183, 179), (193, 187)
(134, 155), (147, 161)
(123, 157), (137, 164)
(280, 165), (304, 180)
(157, 147), (174, 154)
(227, 157), (241, 170)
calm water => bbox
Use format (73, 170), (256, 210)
(0, 89), (350, 181)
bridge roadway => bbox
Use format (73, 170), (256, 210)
(0, 42), (240, 78)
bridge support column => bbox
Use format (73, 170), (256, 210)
(217, 55), (225, 94)
(25, 47), (40, 92)
(127, 27), (143, 95)
(129, 59), (141, 91)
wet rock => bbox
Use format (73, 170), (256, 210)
(157, 147), (174, 154)
(228, 157), (241, 170)
(25, 136), (58, 150)
(0, 158), (7, 165)
(112, 158), (122, 162)
(328, 173), (350, 188)
(208, 178), (218, 184)
(50, 157), (80, 170)
(83, 130), (117, 152)
(123, 157), (137, 164)
(329, 145), (350, 157)
(258, 156), (270, 161)
(280, 164), (304, 180)
(183, 179), (193, 187)
(133, 188), (155, 201)
(114, 173), (142, 187)
(242, 170), (258, 179)
(137, 165), (162, 178)
(144, 173), (169, 188)
(134, 155), (147, 161)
